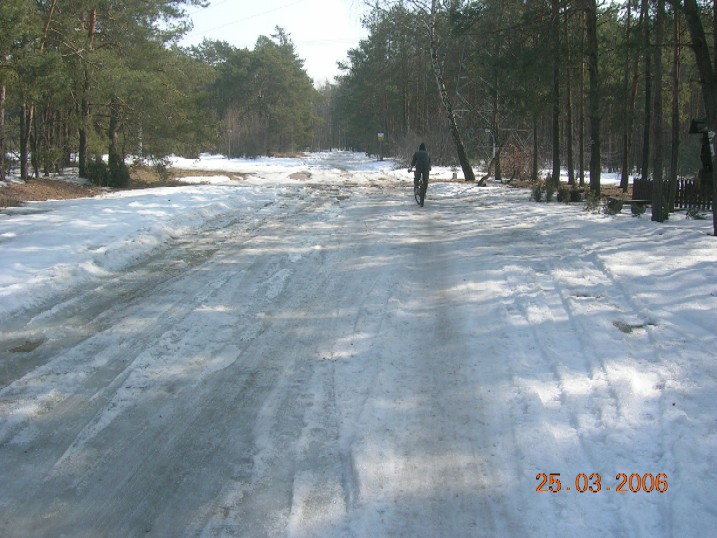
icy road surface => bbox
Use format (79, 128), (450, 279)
(1, 159), (716, 536)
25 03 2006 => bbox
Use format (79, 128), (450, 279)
(536, 472), (668, 493)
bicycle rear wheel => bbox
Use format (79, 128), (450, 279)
(415, 178), (425, 206)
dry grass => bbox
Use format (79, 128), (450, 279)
(1, 165), (246, 208)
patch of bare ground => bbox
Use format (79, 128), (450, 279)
(0, 179), (106, 208)
(1, 166), (246, 208)
(132, 167), (247, 188)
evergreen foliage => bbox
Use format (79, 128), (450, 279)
(0, 0), (211, 181)
(605, 199), (624, 215)
(192, 28), (320, 157)
(86, 157), (108, 186)
(0, 0), (716, 234)
(331, 1), (705, 188)
(531, 184), (544, 203)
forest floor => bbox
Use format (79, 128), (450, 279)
(0, 167), (233, 208)
(0, 178), (105, 207)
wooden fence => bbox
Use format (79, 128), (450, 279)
(632, 177), (713, 211)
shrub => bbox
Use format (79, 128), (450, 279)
(557, 186), (582, 204)
(686, 207), (707, 220)
(605, 198), (624, 215)
(86, 157), (109, 186)
(108, 152), (130, 188)
(531, 183), (544, 202)
(153, 158), (172, 182)
(652, 204), (670, 222)
(631, 202), (647, 217)
(545, 181), (555, 202)
(557, 186), (570, 203)
(584, 192), (601, 213)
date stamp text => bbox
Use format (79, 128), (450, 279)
(536, 472), (668, 493)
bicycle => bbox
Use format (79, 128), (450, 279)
(408, 168), (427, 207)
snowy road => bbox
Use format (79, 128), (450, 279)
(1, 158), (716, 536)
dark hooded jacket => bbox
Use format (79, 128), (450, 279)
(411, 143), (431, 172)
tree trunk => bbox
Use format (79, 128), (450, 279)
(667, 8), (681, 212)
(651, 0), (666, 221)
(640, 0), (651, 182)
(431, 51), (474, 181)
(0, 84), (5, 182)
(578, 9), (586, 187)
(620, 0), (641, 193)
(109, 99), (120, 161)
(585, 0), (601, 195)
(491, 67), (502, 182)
(78, 69), (91, 178)
(675, 0), (717, 234)
(428, 0), (475, 181)
(566, 72), (575, 186)
(19, 0), (58, 181)
(78, 8), (97, 179)
(31, 108), (40, 179)
(20, 104), (31, 181)
(532, 115), (539, 182)
(107, 96), (129, 188)
(38, 0), (57, 53)
(551, 0), (561, 188)
(565, 5), (575, 187)
(668, 0), (717, 233)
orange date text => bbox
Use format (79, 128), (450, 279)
(535, 472), (668, 493)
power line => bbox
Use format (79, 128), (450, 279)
(187, 0), (308, 39)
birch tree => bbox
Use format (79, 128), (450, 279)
(370, 0), (476, 180)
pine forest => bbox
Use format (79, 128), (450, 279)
(1, 0), (717, 228)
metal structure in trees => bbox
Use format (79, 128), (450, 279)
(452, 41), (533, 182)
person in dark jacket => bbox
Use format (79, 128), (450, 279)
(409, 142), (431, 195)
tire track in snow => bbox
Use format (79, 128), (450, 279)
(500, 229), (673, 536)
(584, 247), (717, 535)
(4, 179), (706, 536)
(0, 192), (335, 536)
(321, 193), (526, 537)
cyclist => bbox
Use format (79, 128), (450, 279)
(409, 143), (431, 202)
